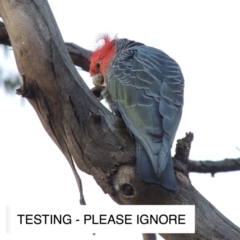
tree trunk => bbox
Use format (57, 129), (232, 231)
(0, 1), (239, 239)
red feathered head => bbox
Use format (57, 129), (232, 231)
(90, 35), (116, 76)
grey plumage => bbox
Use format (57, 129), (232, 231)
(102, 39), (184, 193)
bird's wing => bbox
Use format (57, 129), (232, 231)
(107, 44), (184, 190)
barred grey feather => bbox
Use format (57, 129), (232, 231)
(104, 39), (184, 193)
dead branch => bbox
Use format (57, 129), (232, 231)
(0, 21), (91, 70)
(189, 158), (240, 176)
(0, 1), (239, 240)
(142, 233), (157, 240)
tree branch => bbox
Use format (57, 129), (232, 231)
(0, 1), (239, 239)
(142, 233), (157, 240)
(189, 158), (240, 176)
(0, 21), (92, 71)
(2, 18), (240, 179)
(0, 21), (10, 45)
(65, 42), (91, 71)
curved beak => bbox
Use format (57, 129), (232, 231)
(92, 73), (105, 87)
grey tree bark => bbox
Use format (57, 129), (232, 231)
(0, 1), (239, 240)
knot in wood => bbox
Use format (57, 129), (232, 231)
(121, 184), (134, 197)
(89, 112), (101, 125)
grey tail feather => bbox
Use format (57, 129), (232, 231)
(136, 141), (178, 193)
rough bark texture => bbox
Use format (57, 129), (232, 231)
(143, 233), (157, 240)
(189, 158), (240, 176)
(0, 21), (92, 71)
(0, 1), (239, 240)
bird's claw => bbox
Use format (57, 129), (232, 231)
(91, 86), (105, 100)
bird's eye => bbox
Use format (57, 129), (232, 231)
(96, 62), (100, 69)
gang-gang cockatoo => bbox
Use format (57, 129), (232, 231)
(90, 36), (184, 193)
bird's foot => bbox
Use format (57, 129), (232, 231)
(91, 86), (105, 100)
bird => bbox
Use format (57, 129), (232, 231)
(89, 35), (184, 193)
